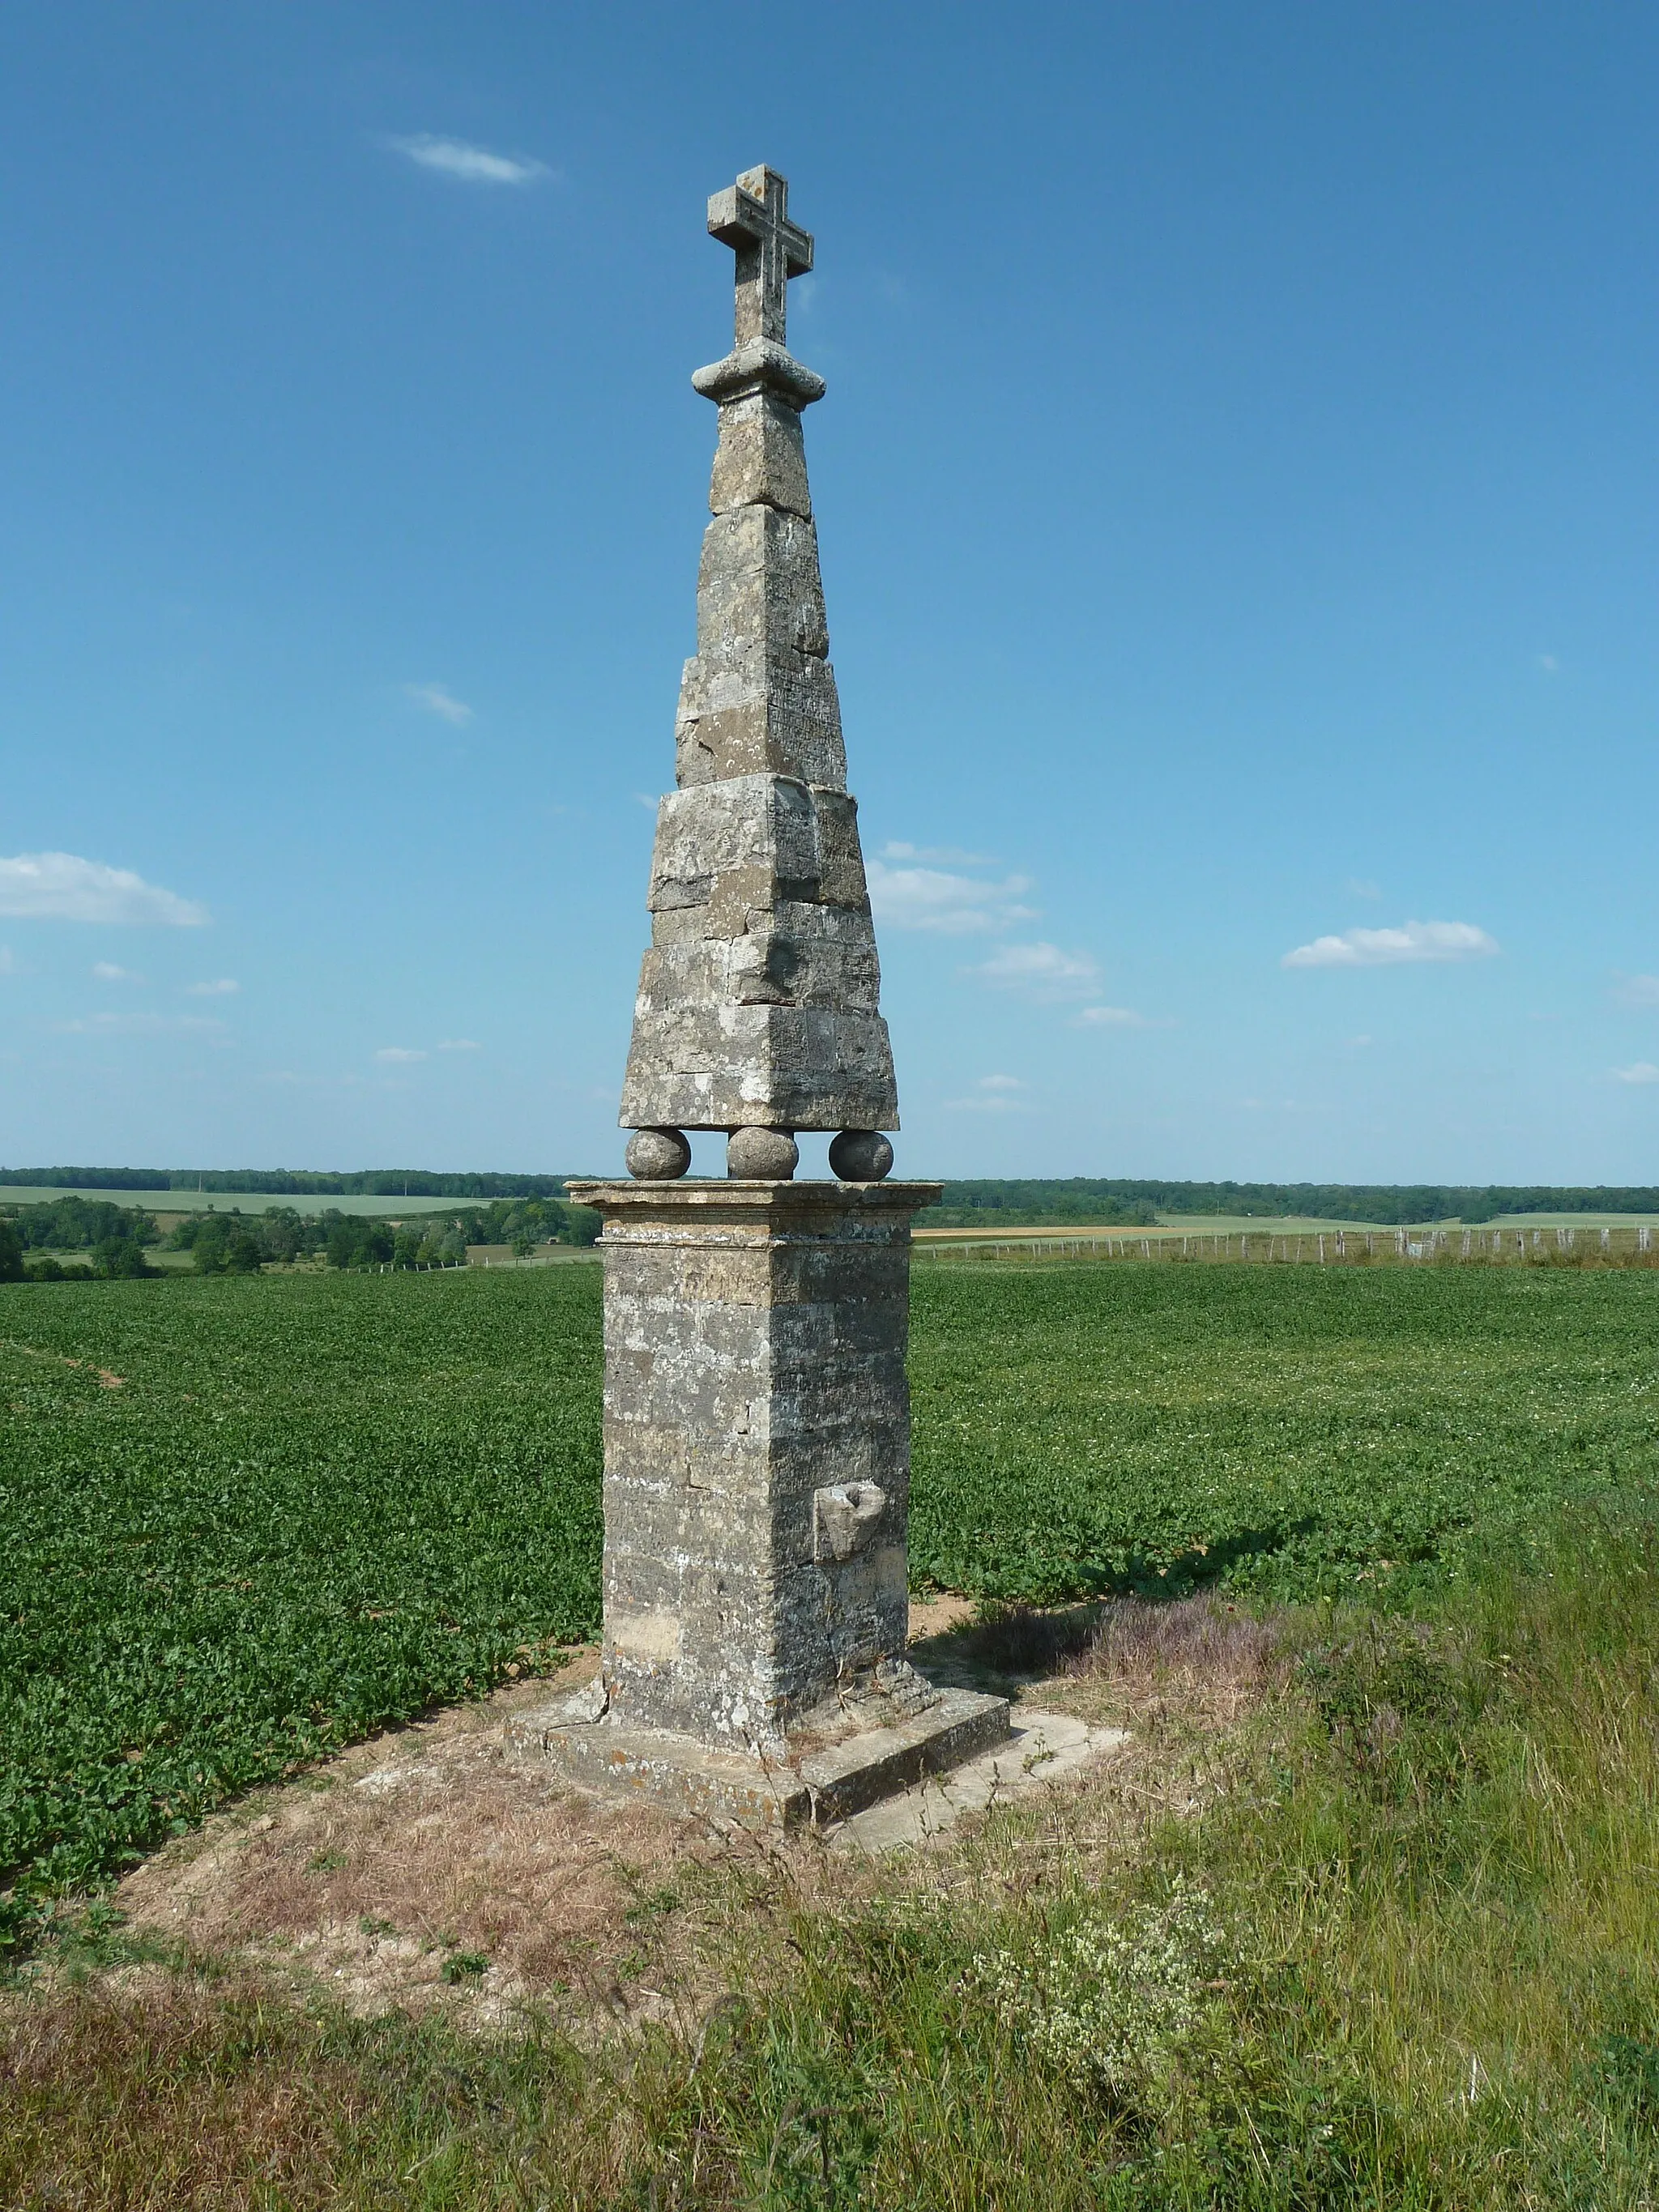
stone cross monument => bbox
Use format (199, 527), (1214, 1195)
(513, 169), (1008, 1827)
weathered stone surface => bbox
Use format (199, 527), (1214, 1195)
(829, 1129), (895, 1182)
(564, 1178), (941, 1751)
(625, 1127), (691, 1181)
(621, 777), (897, 1132)
(545, 176), (985, 1838)
(708, 390), (812, 518)
(507, 1682), (1012, 1831)
(621, 167), (897, 1135)
(706, 166), (812, 350)
(675, 641), (847, 789)
(726, 1127), (798, 1178)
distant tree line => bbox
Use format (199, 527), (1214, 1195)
(0, 1196), (158, 1279)
(923, 1180), (1659, 1226)
(0, 1192), (601, 1283)
(0, 1166), (578, 1198)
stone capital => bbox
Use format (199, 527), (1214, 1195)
(693, 339), (826, 411)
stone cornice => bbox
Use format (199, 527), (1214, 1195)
(568, 1178), (941, 1225)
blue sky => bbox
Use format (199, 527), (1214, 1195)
(2, 2), (1655, 1183)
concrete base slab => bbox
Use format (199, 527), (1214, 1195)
(505, 1685), (1011, 1831)
(829, 1708), (1130, 1856)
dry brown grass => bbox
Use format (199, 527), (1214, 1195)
(108, 1659), (745, 2031)
(2, 1979), (391, 2210)
(1073, 1592), (1284, 1718)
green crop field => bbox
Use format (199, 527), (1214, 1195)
(5, 1259), (1659, 1945)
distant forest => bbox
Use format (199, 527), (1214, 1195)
(0, 1168), (572, 1198)
(5, 1168), (1656, 1228)
(0, 1193), (600, 1279)
(923, 1181), (1659, 1226)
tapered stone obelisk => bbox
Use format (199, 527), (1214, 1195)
(512, 170), (1007, 1828)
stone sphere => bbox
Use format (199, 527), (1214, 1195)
(625, 1127), (692, 1181)
(726, 1126), (799, 1180)
(829, 1129), (894, 1182)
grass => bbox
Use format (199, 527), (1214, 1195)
(6, 1260), (1659, 1950)
(6, 1518), (1659, 2206)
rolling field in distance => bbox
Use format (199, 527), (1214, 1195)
(5, 1259), (1659, 1939)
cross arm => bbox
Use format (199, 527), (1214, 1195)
(706, 185), (813, 276)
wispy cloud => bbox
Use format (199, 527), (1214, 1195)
(1073, 1004), (1168, 1029)
(946, 1073), (1032, 1113)
(880, 839), (993, 867)
(967, 941), (1102, 1000)
(375, 1046), (428, 1063)
(0, 852), (208, 927)
(92, 961), (143, 983)
(438, 1038), (481, 1051)
(633, 792), (659, 812)
(1614, 974), (1659, 1008)
(404, 680), (474, 727)
(57, 1012), (222, 1036)
(868, 860), (1037, 936)
(186, 978), (240, 996)
(0, 946), (15, 974)
(1345, 877), (1381, 901)
(1538, 653), (1560, 674)
(387, 135), (549, 186)
(1614, 1062), (1659, 1085)
(1282, 920), (1499, 970)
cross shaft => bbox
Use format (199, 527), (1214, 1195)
(707, 165), (813, 348)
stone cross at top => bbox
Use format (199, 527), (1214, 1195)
(707, 165), (813, 349)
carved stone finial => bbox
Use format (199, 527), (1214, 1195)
(625, 1127), (692, 1181)
(706, 165), (813, 350)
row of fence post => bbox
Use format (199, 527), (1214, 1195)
(926, 1223), (1657, 1266)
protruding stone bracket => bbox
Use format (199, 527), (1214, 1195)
(814, 1481), (886, 1563)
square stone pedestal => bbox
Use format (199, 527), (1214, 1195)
(510, 1177), (1009, 1826)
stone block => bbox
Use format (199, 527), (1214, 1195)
(709, 392), (812, 518)
(506, 1684), (1012, 1831)
(675, 649), (847, 788)
(564, 1180), (940, 1749)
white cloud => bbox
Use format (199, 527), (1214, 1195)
(1282, 919), (1499, 970)
(1074, 1004), (1167, 1029)
(967, 940), (1102, 1000)
(1614, 974), (1659, 1007)
(57, 1012), (222, 1036)
(1345, 877), (1381, 901)
(633, 792), (659, 812)
(946, 1073), (1032, 1114)
(186, 978), (240, 996)
(375, 1046), (428, 1063)
(1614, 1062), (1659, 1085)
(387, 135), (549, 186)
(438, 1038), (481, 1051)
(868, 860), (1037, 936)
(880, 840), (993, 867)
(1538, 654), (1560, 673)
(92, 961), (143, 983)
(404, 680), (474, 727)
(0, 852), (208, 926)
(0, 946), (15, 975)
